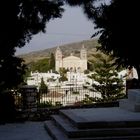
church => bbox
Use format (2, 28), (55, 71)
(55, 45), (87, 72)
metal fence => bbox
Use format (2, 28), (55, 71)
(38, 87), (90, 106)
(14, 87), (101, 111)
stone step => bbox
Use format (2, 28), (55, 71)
(52, 115), (78, 138)
(52, 114), (140, 138)
(60, 109), (140, 129)
(52, 114), (100, 138)
(59, 109), (84, 129)
(44, 120), (140, 140)
(45, 107), (140, 140)
(44, 120), (69, 140)
(78, 136), (140, 140)
(119, 99), (140, 112)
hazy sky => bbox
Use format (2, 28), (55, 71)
(16, 5), (95, 55)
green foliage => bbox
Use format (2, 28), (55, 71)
(59, 67), (68, 74)
(0, 0), (64, 91)
(38, 101), (53, 108)
(55, 101), (62, 107)
(59, 68), (68, 82)
(21, 39), (98, 63)
(81, 94), (95, 105)
(39, 78), (48, 94)
(0, 91), (17, 123)
(28, 58), (50, 72)
(67, 0), (140, 81)
(1, 0), (64, 53)
(84, 69), (90, 74)
(27, 54), (55, 73)
(89, 52), (125, 102)
(0, 56), (27, 92)
(87, 61), (94, 71)
(72, 91), (79, 94)
(92, 0), (139, 70)
(49, 53), (55, 70)
(59, 76), (68, 82)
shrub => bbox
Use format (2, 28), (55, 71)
(0, 91), (17, 123)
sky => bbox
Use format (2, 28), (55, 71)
(16, 5), (95, 55)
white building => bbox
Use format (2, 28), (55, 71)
(67, 71), (87, 85)
(27, 71), (60, 88)
(55, 45), (87, 72)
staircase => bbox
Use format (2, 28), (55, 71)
(44, 108), (140, 140)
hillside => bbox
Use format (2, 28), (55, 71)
(18, 39), (99, 64)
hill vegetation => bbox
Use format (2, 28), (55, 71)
(18, 39), (99, 64)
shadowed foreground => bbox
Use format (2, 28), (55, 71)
(0, 121), (52, 140)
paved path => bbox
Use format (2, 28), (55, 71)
(61, 107), (140, 122)
(0, 121), (52, 140)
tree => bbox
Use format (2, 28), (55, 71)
(49, 53), (55, 70)
(0, 0), (64, 54)
(59, 68), (68, 82)
(66, 0), (140, 82)
(39, 77), (48, 94)
(28, 58), (50, 72)
(0, 0), (64, 91)
(84, 69), (90, 74)
(88, 52), (125, 102)
(92, 0), (140, 80)
(0, 56), (26, 92)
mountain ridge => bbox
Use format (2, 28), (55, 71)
(18, 39), (99, 64)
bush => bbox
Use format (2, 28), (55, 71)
(0, 91), (17, 123)
(72, 91), (79, 94)
(38, 101), (53, 108)
(55, 101), (62, 106)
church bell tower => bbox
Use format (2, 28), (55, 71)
(80, 44), (87, 71)
(80, 44), (87, 60)
(55, 46), (62, 72)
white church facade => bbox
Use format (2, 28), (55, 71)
(55, 45), (87, 72)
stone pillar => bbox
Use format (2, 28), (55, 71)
(20, 85), (38, 115)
